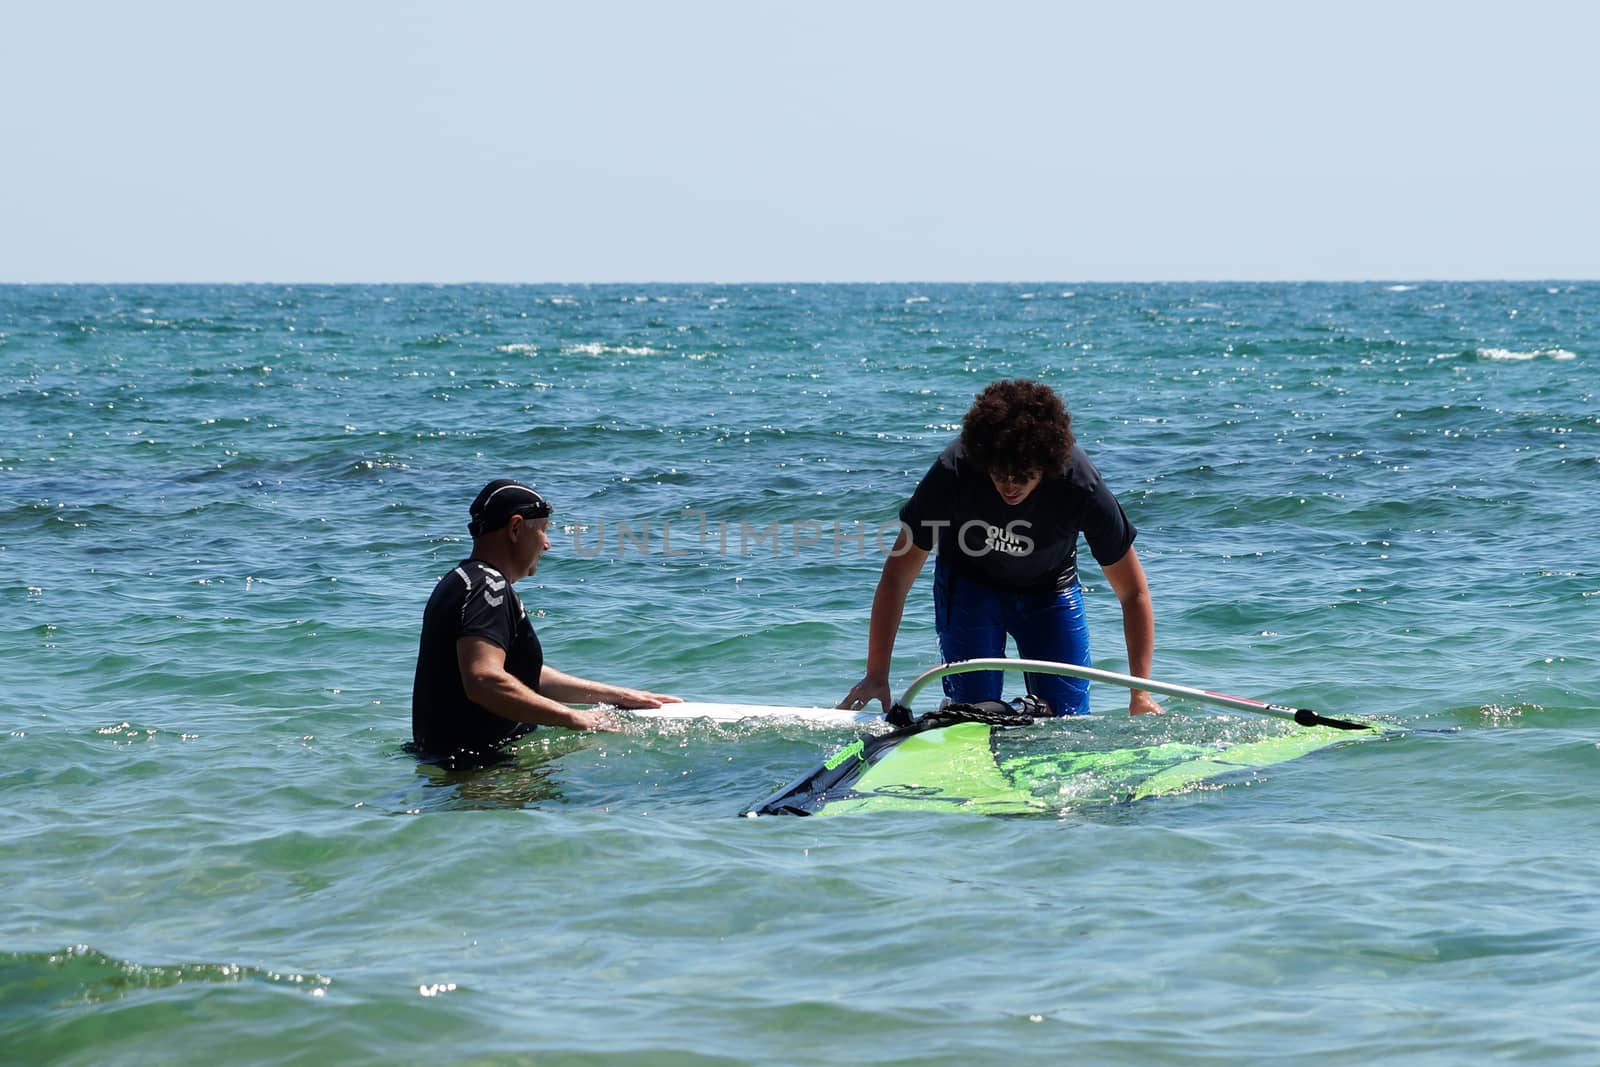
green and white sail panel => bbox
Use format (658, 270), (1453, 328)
(746, 717), (1396, 817)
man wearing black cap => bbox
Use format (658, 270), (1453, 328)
(411, 478), (680, 762)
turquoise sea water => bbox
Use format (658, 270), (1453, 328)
(2, 282), (1597, 1064)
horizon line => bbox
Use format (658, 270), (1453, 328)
(2, 277), (1595, 287)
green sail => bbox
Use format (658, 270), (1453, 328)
(747, 719), (1395, 817)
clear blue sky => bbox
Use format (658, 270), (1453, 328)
(3, 1), (1596, 282)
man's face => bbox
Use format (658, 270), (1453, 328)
(511, 514), (552, 577)
(989, 469), (1042, 506)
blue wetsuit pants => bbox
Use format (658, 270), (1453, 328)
(932, 557), (1092, 715)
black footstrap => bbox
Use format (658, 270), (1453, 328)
(887, 694), (1046, 730)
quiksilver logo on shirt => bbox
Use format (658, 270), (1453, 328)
(952, 519), (1034, 557)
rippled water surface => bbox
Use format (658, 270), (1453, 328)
(3, 283), (1597, 1064)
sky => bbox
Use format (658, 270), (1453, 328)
(2, 0), (1596, 283)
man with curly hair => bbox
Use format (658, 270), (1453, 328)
(838, 379), (1160, 717)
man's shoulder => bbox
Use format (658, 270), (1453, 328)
(456, 558), (510, 583)
(1051, 445), (1109, 490)
(936, 437), (966, 468)
(428, 559), (510, 605)
(920, 438), (968, 486)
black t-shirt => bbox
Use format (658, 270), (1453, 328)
(898, 438), (1137, 593)
(411, 559), (545, 759)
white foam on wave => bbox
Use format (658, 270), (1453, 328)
(1477, 347), (1578, 361)
(494, 343), (540, 355)
(1385, 285), (1418, 292)
(561, 343), (661, 357)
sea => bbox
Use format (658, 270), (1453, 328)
(2, 282), (1596, 1065)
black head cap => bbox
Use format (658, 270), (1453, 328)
(467, 479), (552, 537)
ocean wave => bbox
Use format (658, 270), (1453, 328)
(1477, 347), (1578, 361)
(560, 343), (663, 357)
(1434, 347), (1581, 362)
(0, 944), (331, 1010)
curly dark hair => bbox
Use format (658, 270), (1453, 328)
(960, 379), (1074, 480)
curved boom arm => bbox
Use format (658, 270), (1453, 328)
(895, 658), (1372, 731)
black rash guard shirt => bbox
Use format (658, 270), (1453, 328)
(898, 438), (1137, 593)
(411, 559), (544, 759)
